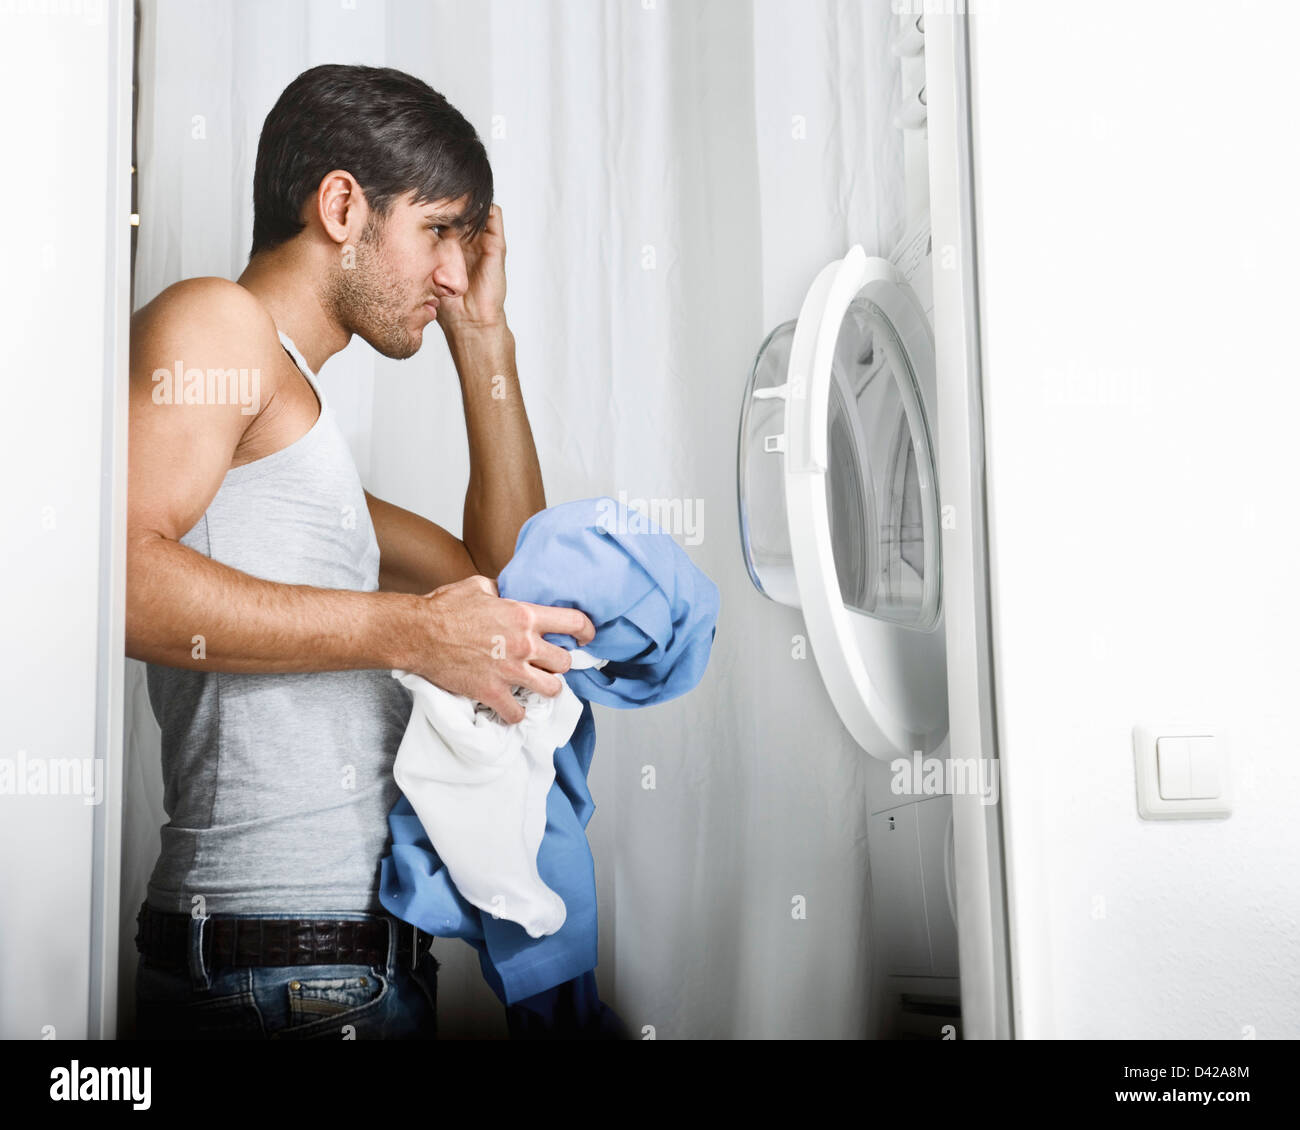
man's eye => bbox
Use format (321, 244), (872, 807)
(429, 224), (446, 236)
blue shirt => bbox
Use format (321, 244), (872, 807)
(378, 496), (720, 1005)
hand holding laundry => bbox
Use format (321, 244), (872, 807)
(380, 495), (720, 1008)
(400, 572), (594, 724)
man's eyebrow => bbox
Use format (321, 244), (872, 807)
(422, 207), (466, 226)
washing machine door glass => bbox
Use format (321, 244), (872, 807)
(737, 320), (802, 608)
(738, 250), (941, 630)
(826, 291), (941, 630)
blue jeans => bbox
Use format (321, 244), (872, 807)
(133, 910), (439, 1040)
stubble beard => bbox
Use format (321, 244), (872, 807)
(326, 214), (424, 361)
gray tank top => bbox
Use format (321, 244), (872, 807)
(144, 330), (413, 915)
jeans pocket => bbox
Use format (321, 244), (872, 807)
(272, 964), (389, 1039)
(288, 969), (383, 1023)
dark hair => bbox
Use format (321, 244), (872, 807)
(249, 64), (493, 257)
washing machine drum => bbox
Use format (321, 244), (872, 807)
(738, 243), (948, 762)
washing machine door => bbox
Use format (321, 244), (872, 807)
(781, 244), (948, 762)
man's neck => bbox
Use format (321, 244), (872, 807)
(236, 246), (350, 375)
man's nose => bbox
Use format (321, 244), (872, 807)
(433, 240), (469, 297)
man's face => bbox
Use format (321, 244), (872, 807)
(327, 190), (472, 360)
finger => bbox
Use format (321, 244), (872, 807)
(528, 638), (576, 675)
(512, 663), (564, 699)
(484, 688), (526, 724)
(472, 574), (498, 597)
(526, 603), (596, 647)
(497, 699), (526, 724)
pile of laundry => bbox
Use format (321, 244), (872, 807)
(378, 495), (720, 1038)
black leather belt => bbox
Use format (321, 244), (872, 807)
(135, 902), (435, 972)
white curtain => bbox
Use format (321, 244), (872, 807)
(124, 0), (904, 1039)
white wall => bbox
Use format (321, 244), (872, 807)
(969, 0), (1300, 1038)
(0, 0), (130, 1039)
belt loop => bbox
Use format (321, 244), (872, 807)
(188, 912), (212, 991)
(381, 912), (398, 979)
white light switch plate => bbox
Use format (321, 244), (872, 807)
(1133, 724), (1232, 820)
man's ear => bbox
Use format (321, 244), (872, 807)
(313, 169), (364, 246)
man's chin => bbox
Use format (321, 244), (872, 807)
(362, 325), (423, 361)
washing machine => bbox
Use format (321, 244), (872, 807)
(737, 212), (949, 765)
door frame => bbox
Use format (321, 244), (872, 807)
(89, 0), (134, 1041)
(924, 9), (1016, 1040)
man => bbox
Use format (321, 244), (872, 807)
(127, 64), (593, 1040)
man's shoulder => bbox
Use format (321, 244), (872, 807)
(131, 277), (283, 365)
(136, 275), (271, 320)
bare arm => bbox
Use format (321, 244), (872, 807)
(364, 488), (478, 595)
(451, 324), (545, 578)
(125, 278), (592, 721)
(362, 326), (540, 590)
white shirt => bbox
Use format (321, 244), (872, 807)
(390, 650), (608, 938)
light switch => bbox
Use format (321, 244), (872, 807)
(1132, 724), (1231, 820)
(1187, 736), (1222, 798)
(1156, 737), (1191, 799)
